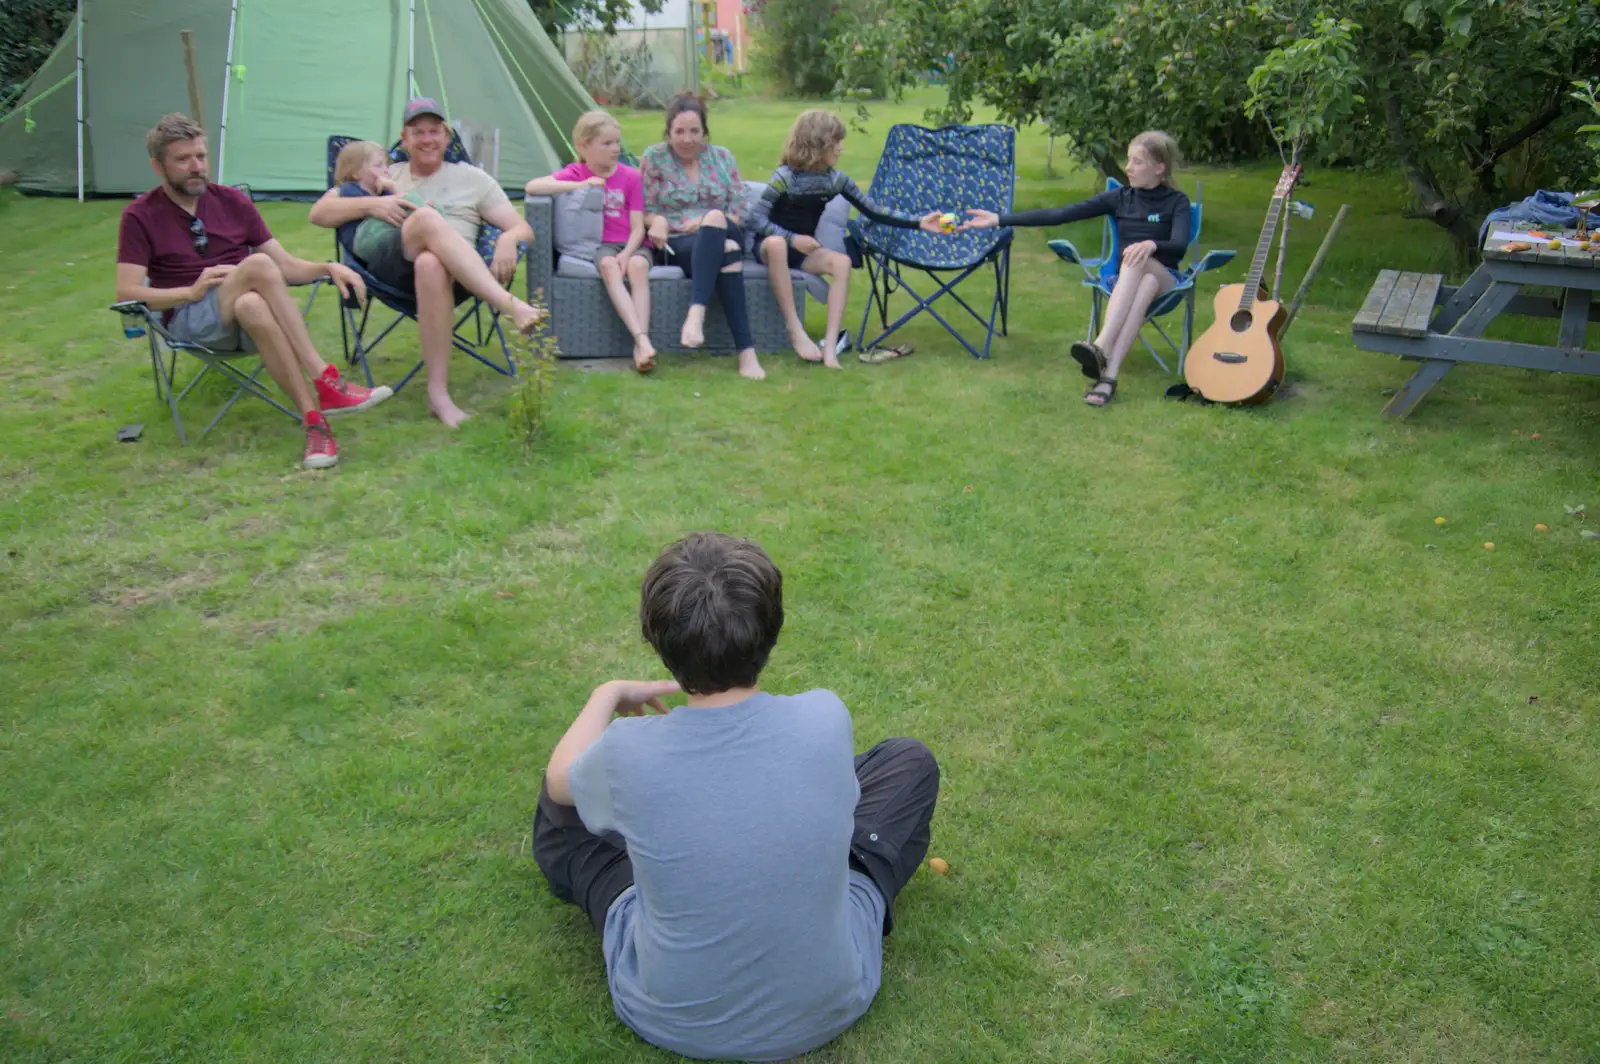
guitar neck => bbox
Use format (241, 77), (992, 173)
(1238, 196), (1287, 312)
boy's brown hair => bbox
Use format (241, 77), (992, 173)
(780, 109), (845, 172)
(1129, 130), (1181, 187)
(639, 532), (784, 696)
(333, 140), (387, 186)
(145, 113), (206, 162)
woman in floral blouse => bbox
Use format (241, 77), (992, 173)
(641, 95), (763, 380)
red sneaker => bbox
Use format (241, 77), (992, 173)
(316, 366), (393, 416)
(303, 414), (339, 470)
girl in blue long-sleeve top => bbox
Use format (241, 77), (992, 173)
(964, 131), (1189, 407)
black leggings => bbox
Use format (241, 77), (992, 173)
(533, 736), (940, 936)
(664, 223), (755, 353)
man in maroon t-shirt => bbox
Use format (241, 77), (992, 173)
(116, 113), (392, 470)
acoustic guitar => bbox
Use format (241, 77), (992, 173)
(1185, 165), (1301, 405)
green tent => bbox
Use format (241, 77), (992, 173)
(0, 0), (597, 196)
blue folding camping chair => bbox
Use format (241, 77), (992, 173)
(1047, 178), (1235, 374)
(849, 124), (1015, 360)
(307, 132), (526, 392)
(109, 299), (300, 443)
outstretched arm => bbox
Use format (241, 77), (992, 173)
(838, 174), (925, 229)
(999, 189), (1120, 227)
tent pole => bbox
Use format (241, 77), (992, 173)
(216, 0), (240, 184)
(75, 0), (83, 201)
(408, 0), (416, 96)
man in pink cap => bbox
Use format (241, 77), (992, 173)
(309, 98), (537, 428)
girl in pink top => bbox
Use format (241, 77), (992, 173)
(527, 112), (655, 371)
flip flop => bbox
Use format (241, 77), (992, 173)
(859, 343), (915, 364)
(1069, 341), (1106, 380)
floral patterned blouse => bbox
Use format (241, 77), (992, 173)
(640, 142), (745, 235)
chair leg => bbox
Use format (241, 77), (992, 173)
(1179, 290), (1195, 377)
(999, 247), (1011, 336)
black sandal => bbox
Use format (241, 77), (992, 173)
(1084, 377), (1117, 407)
(1069, 341), (1106, 380)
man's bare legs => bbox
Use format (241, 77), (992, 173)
(760, 235), (821, 362)
(597, 254), (654, 371)
(413, 251), (471, 427)
(400, 207), (545, 334)
(229, 292), (317, 414)
(215, 253), (329, 379)
(803, 248), (852, 370)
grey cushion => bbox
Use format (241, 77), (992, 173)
(552, 187), (604, 261)
(816, 194), (851, 255)
(556, 254), (684, 281)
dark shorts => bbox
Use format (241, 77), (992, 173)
(533, 736), (940, 936)
(361, 229), (414, 291)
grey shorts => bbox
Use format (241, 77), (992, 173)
(592, 243), (651, 266)
(167, 288), (255, 353)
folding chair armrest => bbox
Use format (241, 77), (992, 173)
(1048, 238), (1106, 284)
(1046, 237), (1085, 265)
(110, 299), (152, 318)
(1192, 249), (1237, 274)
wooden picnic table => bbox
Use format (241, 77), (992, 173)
(1350, 227), (1600, 417)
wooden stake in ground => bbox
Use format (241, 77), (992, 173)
(180, 30), (205, 129)
(1279, 203), (1351, 341)
(1272, 192), (1291, 301)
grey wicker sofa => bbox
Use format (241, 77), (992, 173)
(524, 184), (849, 361)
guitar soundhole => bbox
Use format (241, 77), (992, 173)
(1229, 310), (1254, 332)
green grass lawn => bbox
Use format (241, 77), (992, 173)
(2, 89), (1598, 1063)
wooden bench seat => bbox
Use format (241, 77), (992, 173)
(1352, 270), (1445, 338)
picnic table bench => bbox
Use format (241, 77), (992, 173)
(1351, 231), (1600, 417)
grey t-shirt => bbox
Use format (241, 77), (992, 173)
(569, 689), (885, 1062)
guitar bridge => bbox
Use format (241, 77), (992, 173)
(1212, 351), (1247, 364)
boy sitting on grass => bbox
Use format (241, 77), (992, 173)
(534, 531), (941, 1062)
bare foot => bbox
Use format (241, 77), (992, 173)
(820, 342), (842, 370)
(790, 326), (821, 362)
(738, 349), (765, 381)
(430, 395), (472, 428)
(511, 300), (548, 336)
(681, 306), (706, 349)
(633, 334), (657, 373)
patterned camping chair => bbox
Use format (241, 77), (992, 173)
(848, 124), (1015, 360)
(1047, 178), (1236, 374)
(306, 132), (526, 392)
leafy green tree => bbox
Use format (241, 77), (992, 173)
(525, 0), (665, 36)
(836, 0), (1600, 254)
(1, 0), (74, 102)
